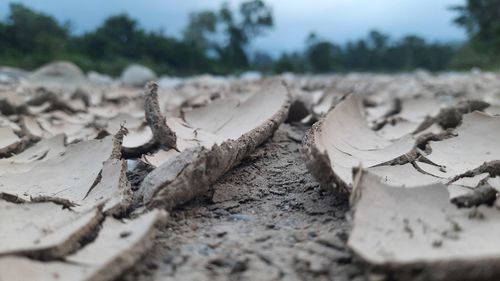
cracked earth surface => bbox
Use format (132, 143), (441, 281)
(122, 124), (367, 281)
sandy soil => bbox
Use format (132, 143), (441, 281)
(121, 123), (368, 281)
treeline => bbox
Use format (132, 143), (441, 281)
(449, 0), (500, 70)
(0, 1), (488, 75)
(275, 32), (457, 73)
(0, 3), (219, 75)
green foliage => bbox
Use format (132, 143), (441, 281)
(0, 3), (69, 67)
(450, 0), (500, 70)
(183, 11), (218, 50)
(239, 0), (273, 40)
(306, 36), (342, 73)
(0, 2), (461, 75)
(6, 3), (69, 54)
(217, 0), (273, 70)
(274, 31), (456, 74)
(274, 53), (305, 73)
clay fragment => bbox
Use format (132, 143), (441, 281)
(303, 94), (416, 192)
(0, 126), (29, 157)
(0, 201), (102, 259)
(120, 82), (178, 158)
(422, 112), (500, 179)
(139, 81), (290, 210)
(0, 90), (27, 115)
(137, 147), (202, 205)
(349, 172), (500, 281)
(0, 209), (167, 281)
(451, 182), (497, 208)
(0, 134), (65, 176)
(27, 88), (86, 113)
(144, 81), (178, 151)
(0, 130), (131, 212)
(367, 163), (444, 188)
(0, 137), (113, 203)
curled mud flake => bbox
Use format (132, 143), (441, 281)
(29, 196), (78, 209)
(423, 100), (490, 131)
(303, 94), (416, 192)
(136, 147), (202, 207)
(144, 81), (178, 152)
(111, 125), (128, 159)
(451, 183), (497, 208)
(139, 81), (290, 210)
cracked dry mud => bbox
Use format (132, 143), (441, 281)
(6, 61), (500, 281)
(122, 124), (366, 281)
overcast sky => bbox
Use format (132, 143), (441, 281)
(0, 0), (466, 55)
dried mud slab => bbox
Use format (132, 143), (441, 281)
(0, 132), (131, 213)
(303, 94), (416, 193)
(371, 97), (443, 139)
(349, 172), (500, 281)
(0, 126), (29, 157)
(422, 112), (500, 179)
(25, 88), (87, 113)
(310, 88), (347, 118)
(0, 209), (167, 281)
(6, 69), (500, 280)
(101, 112), (155, 154)
(0, 90), (27, 115)
(301, 77), (500, 280)
(0, 200), (102, 259)
(77, 158), (132, 215)
(138, 81), (290, 210)
(366, 163), (444, 188)
(0, 134), (65, 176)
(0, 137), (112, 203)
(20, 112), (98, 143)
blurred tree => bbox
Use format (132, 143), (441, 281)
(183, 11), (218, 50)
(251, 51), (274, 71)
(80, 14), (141, 59)
(217, 0), (273, 70)
(239, 0), (273, 40)
(367, 30), (389, 69)
(0, 1), (457, 75)
(2, 3), (69, 64)
(345, 40), (370, 70)
(274, 52), (305, 73)
(400, 35), (427, 69)
(451, 0), (500, 38)
(0, 22), (7, 54)
(99, 14), (138, 45)
(305, 33), (343, 73)
(450, 0), (500, 69)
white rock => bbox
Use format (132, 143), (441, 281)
(27, 61), (87, 91)
(120, 64), (157, 87)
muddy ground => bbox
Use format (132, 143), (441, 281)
(122, 123), (368, 281)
